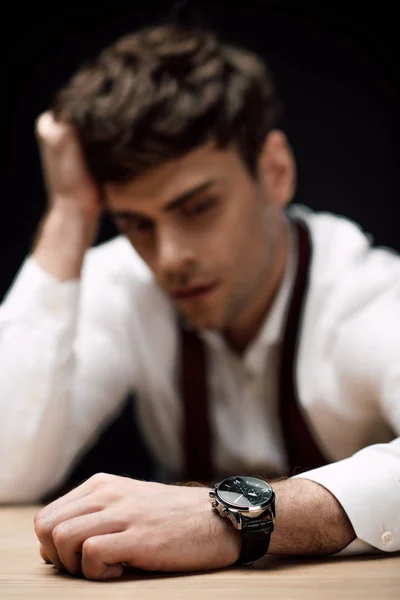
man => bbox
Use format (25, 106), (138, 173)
(0, 23), (399, 580)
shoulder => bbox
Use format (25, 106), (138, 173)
(289, 204), (400, 318)
(289, 203), (374, 282)
(292, 205), (400, 391)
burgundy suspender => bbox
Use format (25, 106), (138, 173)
(278, 219), (327, 474)
(180, 326), (214, 482)
(179, 219), (327, 483)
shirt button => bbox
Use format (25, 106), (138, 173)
(380, 531), (393, 545)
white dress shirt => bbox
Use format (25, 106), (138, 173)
(0, 204), (399, 557)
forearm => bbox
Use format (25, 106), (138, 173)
(268, 477), (356, 555)
(0, 379), (73, 503)
(33, 111), (101, 281)
(0, 272), (78, 501)
(0, 247), (83, 502)
(33, 205), (98, 281)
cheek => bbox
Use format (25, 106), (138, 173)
(231, 204), (266, 265)
(228, 209), (275, 295)
(203, 220), (247, 275)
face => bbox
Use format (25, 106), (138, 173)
(104, 135), (293, 334)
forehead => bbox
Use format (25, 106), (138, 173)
(104, 141), (245, 212)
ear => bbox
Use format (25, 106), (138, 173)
(257, 130), (296, 207)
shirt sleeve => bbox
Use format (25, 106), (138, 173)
(0, 245), (135, 503)
(293, 438), (400, 554)
(294, 265), (400, 554)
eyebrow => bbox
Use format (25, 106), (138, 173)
(108, 180), (216, 221)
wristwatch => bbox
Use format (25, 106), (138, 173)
(209, 475), (275, 566)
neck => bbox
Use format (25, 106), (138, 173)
(223, 218), (290, 354)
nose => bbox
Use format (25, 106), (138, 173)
(156, 225), (195, 280)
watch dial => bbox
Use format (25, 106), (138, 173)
(217, 476), (273, 508)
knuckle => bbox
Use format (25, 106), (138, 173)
(82, 537), (100, 559)
(91, 472), (110, 486)
(109, 511), (129, 530)
(33, 508), (44, 527)
(52, 523), (69, 546)
(36, 117), (69, 147)
(34, 515), (49, 539)
(35, 112), (49, 137)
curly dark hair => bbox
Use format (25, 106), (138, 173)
(52, 23), (281, 184)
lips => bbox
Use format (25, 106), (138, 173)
(171, 281), (220, 300)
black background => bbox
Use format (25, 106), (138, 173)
(2, 2), (400, 492)
(2, 1), (400, 300)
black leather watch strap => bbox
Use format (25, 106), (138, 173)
(235, 519), (274, 566)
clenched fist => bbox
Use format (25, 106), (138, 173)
(34, 473), (241, 580)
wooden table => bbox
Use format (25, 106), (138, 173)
(0, 506), (399, 599)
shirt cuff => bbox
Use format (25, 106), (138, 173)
(292, 439), (400, 553)
(332, 537), (383, 557)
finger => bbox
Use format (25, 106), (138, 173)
(36, 472), (106, 524)
(40, 473), (116, 516)
(81, 532), (136, 580)
(37, 482), (91, 517)
(34, 492), (100, 572)
(34, 473), (113, 543)
(38, 542), (68, 574)
(36, 539), (63, 572)
(35, 111), (54, 139)
(35, 111), (71, 147)
(39, 543), (52, 564)
(53, 511), (126, 575)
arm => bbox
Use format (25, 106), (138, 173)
(0, 113), (132, 502)
(292, 268), (400, 555)
(32, 473), (355, 581)
(291, 439), (400, 555)
(32, 111), (100, 281)
(268, 477), (356, 555)
(32, 258), (400, 579)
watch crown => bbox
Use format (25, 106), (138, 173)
(211, 499), (218, 508)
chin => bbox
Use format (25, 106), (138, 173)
(179, 309), (223, 332)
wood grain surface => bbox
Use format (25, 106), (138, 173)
(0, 506), (399, 599)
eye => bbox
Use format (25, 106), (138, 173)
(132, 218), (154, 233)
(184, 197), (216, 217)
(116, 216), (154, 235)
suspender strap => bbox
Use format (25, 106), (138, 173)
(278, 219), (327, 473)
(180, 325), (214, 482)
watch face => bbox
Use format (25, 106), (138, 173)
(216, 476), (273, 509)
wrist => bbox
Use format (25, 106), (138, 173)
(208, 476), (275, 567)
(209, 503), (242, 566)
(49, 199), (100, 228)
(33, 206), (100, 281)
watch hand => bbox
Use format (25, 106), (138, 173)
(234, 494), (244, 504)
